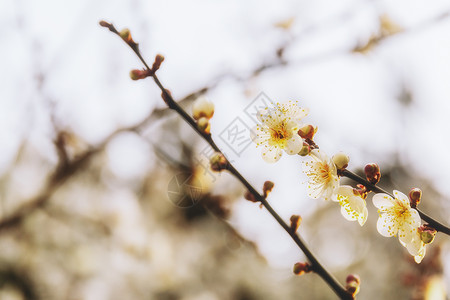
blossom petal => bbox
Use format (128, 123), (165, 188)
(394, 190), (411, 208)
(401, 232), (423, 256)
(278, 101), (308, 121)
(414, 246), (426, 264)
(302, 149), (339, 200)
(309, 149), (327, 162)
(377, 212), (399, 237)
(285, 135), (302, 155)
(261, 146), (282, 163)
(323, 176), (339, 201)
(398, 223), (418, 245)
(398, 209), (421, 244)
(372, 193), (395, 210)
(358, 206), (368, 226)
(250, 125), (269, 145)
(335, 186), (368, 225)
(409, 209), (421, 227)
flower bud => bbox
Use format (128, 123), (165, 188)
(346, 274), (361, 285)
(244, 191), (257, 202)
(298, 142), (310, 156)
(263, 181), (274, 198)
(152, 54), (165, 73)
(119, 28), (133, 43)
(161, 89), (173, 106)
(99, 20), (111, 28)
(290, 215), (302, 233)
(332, 152), (350, 170)
(210, 153), (228, 172)
(364, 163), (381, 184)
(346, 274), (361, 296)
(197, 117), (211, 134)
(130, 69), (150, 80)
(293, 262), (311, 276)
(192, 97), (214, 120)
(409, 188), (422, 208)
(346, 281), (360, 296)
(418, 224), (436, 244)
(298, 124), (317, 140)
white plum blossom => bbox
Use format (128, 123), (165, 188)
(332, 186), (368, 226)
(301, 149), (339, 201)
(251, 101), (308, 163)
(400, 230), (426, 263)
(372, 190), (425, 263)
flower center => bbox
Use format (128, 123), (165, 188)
(319, 164), (331, 181)
(270, 123), (289, 142)
(306, 162), (331, 185)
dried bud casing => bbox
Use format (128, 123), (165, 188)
(193, 97), (215, 120)
(197, 117), (211, 134)
(290, 215), (302, 233)
(263, 181), (274, 198)
(364, 163), (381, 184)
(210, 153), (228, 172)
(293, 262), (311, 276)
(298, 124), (317, 140)
(354, 184), (368, 199)
(332, 152), (350, 170)
(409, 188), (422, 208)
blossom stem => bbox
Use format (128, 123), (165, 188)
(102, 21), (354, 300)
(340, 169), (450, 235)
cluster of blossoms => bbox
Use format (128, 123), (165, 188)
(250, 100), (435, 263)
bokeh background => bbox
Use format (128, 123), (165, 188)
(1, 0), (450, 299)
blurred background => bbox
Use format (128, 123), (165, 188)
(1, 0), (450, 299)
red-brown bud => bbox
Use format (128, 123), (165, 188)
(161, 89), (173, 106)
(346, 274), (361, 296)
(263, 181), (274, 198)
(408, 188), (422, 208)
(130, 69), (150, 81)
(152, 54), (165, 73)
(293, 262), (311, 276)
(290, 215), (302, 233)
(346, 274), (361, 285)
(244, 191), (258, 202)
(364, 163), (381, 184)
(298, 124), (317, 140)
(99, 20), (111, 28)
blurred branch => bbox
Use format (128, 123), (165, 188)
(0, 103), (158, 232)
(101, 20), (354, 300)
